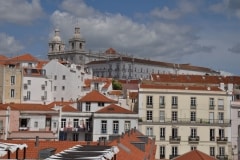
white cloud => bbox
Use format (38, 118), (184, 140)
(49, 0), (214, 62)
(0, 33), (24, 54)
(150, 0), (200, 20)
(209, 0), (240, 18)
(0, 0), (44, 24)
(229, 43), (240, 54)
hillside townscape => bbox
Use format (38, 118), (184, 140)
(0, 26), (239, 160)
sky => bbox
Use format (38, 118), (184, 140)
(0, 0), (240, 75)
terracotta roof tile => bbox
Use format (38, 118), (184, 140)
(108, 90), (123, 96)
(140, 83), (223, 91)
(174, 150), (216, 160)
(129, 92), (138, 99)
(79, 90), (117, 103)
(96, 104), (136, 114)
(7, 53), (38, 62)
(105, 48), (117, 54)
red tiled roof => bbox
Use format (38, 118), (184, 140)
(79, 90), (117, 103)
(7, 53), (38, 62)
(36, 60), (48, 68)
(173, 150), (216, 160)
(129, 92), (138, 99)
(83, 78), (112, 89)
(96, 104), (136, 114)
(108, 129), (156, 160)
(0, 55), (8, 60)
(0, 102), (78, 112)
(105, 48), (117, 54)
(47, 101), (78, 112)
(140, 83), (223, 91)
(108, 90), (123, 96)
(151, 74), (240, 85)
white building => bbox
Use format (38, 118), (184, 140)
(137, 74), (236, 160)
(87, 56), (220, 80)
(43, 59), (91, 102)
(92, 104), (138, 141)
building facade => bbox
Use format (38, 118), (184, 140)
(87, 56), (220, 80)
(138, 74), (234, 160)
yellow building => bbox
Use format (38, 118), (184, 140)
(0, 65), (22, 104)
(138, 74), (233, 160)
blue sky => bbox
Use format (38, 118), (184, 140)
(0, 0), (240, 75)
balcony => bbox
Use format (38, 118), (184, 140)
(159, 104), (165, 108)
(172, 104), (178, 109)
(138, 117), (231, 127)
(190, 104), (196, 109)
(169, 136), (181, 144)
(209, 105), (215, 110)
(216, 155), (228, 160)
(188, 136), (199, 143)
(169, 155), (179, 159)
(216, 137), (228, 144)
(146, 104), (153, 108)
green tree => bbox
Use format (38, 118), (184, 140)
(112, 80), (122, 90)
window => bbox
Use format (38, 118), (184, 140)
(172, 111), (178, 122)
(113, 121), (119, 134)
(238, 111), (240, 117)
(210, 129), (215, 141)
(10, 89), (15, 98)
(27, 80), (31, 85)
(54, 75), (57, 80)
(146, 110), (153, 121)
(190, 128), (197, 138)
(45, 81), (47, 86)
(146, 96), (153, 106)
(159, 96), (165, 107)
(146, 127), (153, 136)
(101, 120), (107, 134)
(27, 91), (31, 100)
(54, 86), (57, 91)
(62, 86), (65, 91)
(190, 97), (196, 107)
(124, 121), (131, 132)
(219, 147), (225, 156)
(172, 146), (178, 156)
(160, 128), (165, 140)
(218, 99), (224, 110)
(210, 147), (215, 156)
(98, 102), (104, 107)
(11, 76), (15, 85)
(160, 146), (165, 159)
(53, 122), (57, 128)
(62, 75), (66, 80)
(94, 83), (99, 90)
(34, 121), (38, 128)
(159, 111), (165, 122)
(172, 128), (178, 138)
(86, 102), (91, 112)
(219, 129), (225, 138)
(172, 96), (178, 106)
(218, 112), (224, 123)
(209, 98), (214, 108)
(190, 111), (196, 122)
(191, 146), (197, 150)
(61, 119), (66, 128)
(73, 119), (79, 128)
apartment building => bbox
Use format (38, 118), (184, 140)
(43, 59), (91, 102)
(138, 74), (235, 160)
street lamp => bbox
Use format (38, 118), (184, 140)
(52, 105), (62, 140)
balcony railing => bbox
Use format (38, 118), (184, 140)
(171, 104), (178, 109)
(209, 105), (215, 110)
(159, 104), (165, 108)
(188, 136), (199, 143)
(216, 137), (228, 143)
(169, 136), (181, 143)
(216, 155), (228, 160)
(138, 117), (231, 126)
(169, 155), (179, 159)
(190, 104), (196, 109)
